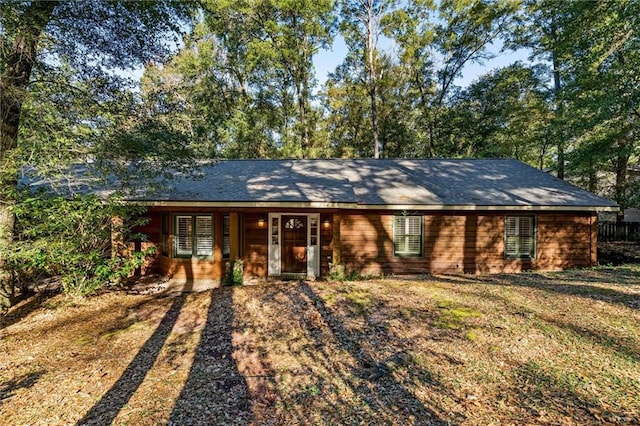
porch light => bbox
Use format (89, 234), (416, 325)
(257, 216), (266, 228)
(322, 218), (331, 229)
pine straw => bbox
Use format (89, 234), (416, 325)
(1, 265), (639, 425)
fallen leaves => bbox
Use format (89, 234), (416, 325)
(0, 267), (639, 424)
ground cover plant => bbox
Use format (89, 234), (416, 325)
(1, 266), (639, 425)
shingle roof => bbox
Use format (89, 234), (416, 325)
(24, 159), (618, 209)
(128, 158), (617, 209)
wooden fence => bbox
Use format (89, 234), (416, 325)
(598, 221), (640, 242)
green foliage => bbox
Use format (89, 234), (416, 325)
(445, 62), (554, 165)
(224, 260), (244, 286)
(328, 262), (346, 281)
(140, 1), (336, 159)
(6, 191), (150, 296)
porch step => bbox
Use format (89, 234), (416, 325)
(278, 273), (310, 281)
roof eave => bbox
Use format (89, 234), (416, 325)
(356, 204), (619, 212)
(132, 200), (358, 209)
(127, 200), (619, 212)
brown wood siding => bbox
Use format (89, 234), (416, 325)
(339, 211), (597, 275)
(320, 214), (334, 276)
(242, 212), (269, 277)
(132, 208), (226, 280)
(137, 208), (337, 280)
(135, 207), (597, 279)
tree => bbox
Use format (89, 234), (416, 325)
(143, 0), (335, 159)
(0, 1), (191, 307)
(510, 0), (577, 179)
(385, 0), (519, 157)
(446, 63), (553, 167)
(340, 0), (396, 158)
(322, 51), (415, 158)
(561, 0), (640, 209)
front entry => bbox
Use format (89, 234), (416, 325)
(268, 213), (319, 278)
(281, 216), (307, 274)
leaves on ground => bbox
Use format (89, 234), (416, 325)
(1, 266), (639, 425)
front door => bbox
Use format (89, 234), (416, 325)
(281, 215), (307, 274)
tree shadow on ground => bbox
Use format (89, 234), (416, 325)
(0, 292), (55, 331)
(543, 314), (640, 362)
(77, 295), (186, 426)
(437, 276), (640, 363)
(278, 281), (454, 425)
(506, 360), (636, 424)
(168, 287), (253, 425)
(432, 269), (640, 311)
(0, 370), (45, 406)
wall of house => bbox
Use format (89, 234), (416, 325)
(133, 207), (337, 281)
(339, 210), (597, 275)
(132, 207), (597, 281)
(131, 207), (225, 282)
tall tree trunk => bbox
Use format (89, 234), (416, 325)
(366, 1), (380, 159)
(0, 1), (57, 308)
(300, 38), (310, 156)
(551, 22), (565, 180)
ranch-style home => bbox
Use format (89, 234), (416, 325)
(126, 158), (618, 282)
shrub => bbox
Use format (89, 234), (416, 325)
(224, 259), (244, 286)
(328, 262), (346, 281)
(7, 191), (150, 296)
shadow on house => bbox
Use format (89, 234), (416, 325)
(168, 287), (253, 424)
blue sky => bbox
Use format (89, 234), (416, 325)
(313, 34), (532, 88)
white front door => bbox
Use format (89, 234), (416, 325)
(268, 212), (319, 278)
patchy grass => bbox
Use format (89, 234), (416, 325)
(434, 300), (482, 330)
(1, 265), (640, 425)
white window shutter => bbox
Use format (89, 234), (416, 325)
(195, 216), (213, 256)
(394, 215), (422, 257)
(176, 216), (193, 256)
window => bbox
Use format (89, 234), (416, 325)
(174, 215), (213, 258)
(505, 216), (536, 259)
(393, 215), (423, 257)
(223, 214), (230, 259)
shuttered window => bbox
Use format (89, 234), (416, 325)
(174, 214), (213, 258)
(393, 215), (423, 257)
(505, 216), (536, 259)
(175, 215), (193, 257)
(195, 216), (213, 256)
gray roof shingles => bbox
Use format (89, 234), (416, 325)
(129, 159), (617, 208)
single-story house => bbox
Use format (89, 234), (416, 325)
(119, 158), (617, 281)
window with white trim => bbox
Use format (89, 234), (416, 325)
(174, 215), (213, 258)
(505, 216), (536, 259)
(393, 215), (423, 257)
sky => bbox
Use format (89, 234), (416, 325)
(313, 34), (533, 88)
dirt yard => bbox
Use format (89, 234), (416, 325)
(1, 266), (639, 425)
